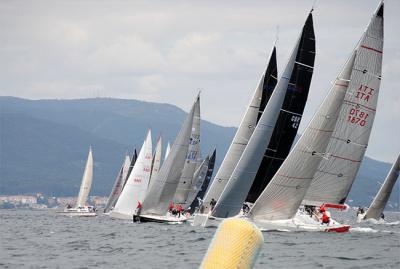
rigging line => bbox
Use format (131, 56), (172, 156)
(280, 108), (303, 117)
(295, 61), (314, 69)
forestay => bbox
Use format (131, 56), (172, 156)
(76, 148), (94, 208)
(302, 3), (384, 206)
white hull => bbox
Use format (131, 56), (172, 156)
(254, 211), (350, 233)
(356, 212), (385, 224)
(109, 211), (132, 220)
(57, 207), (97, 217)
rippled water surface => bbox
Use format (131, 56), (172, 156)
(1, 210), (399, 268)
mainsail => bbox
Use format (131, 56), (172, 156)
(364, 154), (399, 220)
(76, 147), (94, 208)
(174, 96), (201, 203)
(200, 45), (278, 214)
(302, 3), (384, 206)
(247, 12), (316, 203)
(211, 21), (303, 218)
(141, 96), (198, 215)
(249, 50), (357, 221)
(103, 154), (131, 213)
(110, 130), (153, 219)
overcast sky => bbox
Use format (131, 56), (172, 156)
(0, 0), (399, 163)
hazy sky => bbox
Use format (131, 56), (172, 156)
(0, 0), (399, 162)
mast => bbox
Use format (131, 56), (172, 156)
(211, 18), (302, 218)
(200, 44), (278, 214)
(364, 154), (399, 220)
(302, 2), (384, 206)
(141, 95), (198, 215)
(247, 12), (316, 203)
(76, 147), (94, 208)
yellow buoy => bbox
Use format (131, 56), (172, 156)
(200, 218), (264, 269)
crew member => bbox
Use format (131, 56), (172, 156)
(210, 198), (217, 211)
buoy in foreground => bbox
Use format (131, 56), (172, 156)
(200, 218), (264, 269)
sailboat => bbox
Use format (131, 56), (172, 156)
(248, 2), (384, 232)
(103, 154), (131, 213)
(109, 130), (153, 220)
(196, 43), (278, 222)
(58, 147), (96, 217)
(150, 135), (162, 183)
(173, 95), (202, 205)
(247, 12), (315, 204)
(358, 154), (399, 222)
(136, 95), (199, 223)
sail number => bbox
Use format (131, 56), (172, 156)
(355, 85), (374, 102)
(291, 115), (301, 129)
(347, 108), (369, 126)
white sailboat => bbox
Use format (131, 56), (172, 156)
(150, 135), (162, 183)
(248, 2), (384, 233)
(58, 147), (96, 217)
(358, 154), (399, 222)
(109, 130), (153, 220)
(137, 95), (199, 223)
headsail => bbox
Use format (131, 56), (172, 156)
(212, 19), (303, 218)
(174, 96), (201, 203)
(364, 154), (399, 220)
(302, 2), (384, 206)
(164, 142), (171, 161)
(247, 12), (316, 203)
(103, 154), (131, 213)
(200, 45), (278, 214)
(141, 96), (198, 215)
(249, 50), (357, 221)
(76, 147), (94, 208)
(123, 149), (138, 189)
(110, 130), (153, 219)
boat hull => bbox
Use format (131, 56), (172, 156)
(135, 214), (187, 224)
(57, 207), (97, 217)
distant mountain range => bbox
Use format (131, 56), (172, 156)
(0, 96), (398, 209)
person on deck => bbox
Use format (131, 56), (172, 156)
(168, 202), (174, 213)
(176, 204), (183, 218)
(319, 206), (330, 225)
(210, 198), (217, 211)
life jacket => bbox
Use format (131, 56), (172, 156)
(322, 212), (330, 223)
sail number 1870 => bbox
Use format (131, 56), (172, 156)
(347, 108), (369, 126)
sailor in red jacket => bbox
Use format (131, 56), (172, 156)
(319, 205), (330, 225)
(176, 204), (183, 218)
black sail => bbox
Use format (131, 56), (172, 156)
(246, 12), (316, 203)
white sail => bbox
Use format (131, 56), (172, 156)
(164, 142), (171, 161)
(364, 154), (399, 220)
(212, 27), (301, 218)
(104, 154), (131, 213)
(141, 96), (198, 215)
(200, 47), (277, 214)
(174, 97), (201, 203)
(184, 155), (211, 209)
(110, 130), (153, 219)
(249, 49), (357, 221)
(150, 136), (162, 182)
(76, 148), (94, 208)
(302, 3), (384, 206)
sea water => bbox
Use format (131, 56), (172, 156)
(1, 209), (399, 269)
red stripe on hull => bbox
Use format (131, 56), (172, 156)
(325, 225), (350, 233)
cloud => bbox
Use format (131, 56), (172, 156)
(0, 0), (399, 162)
